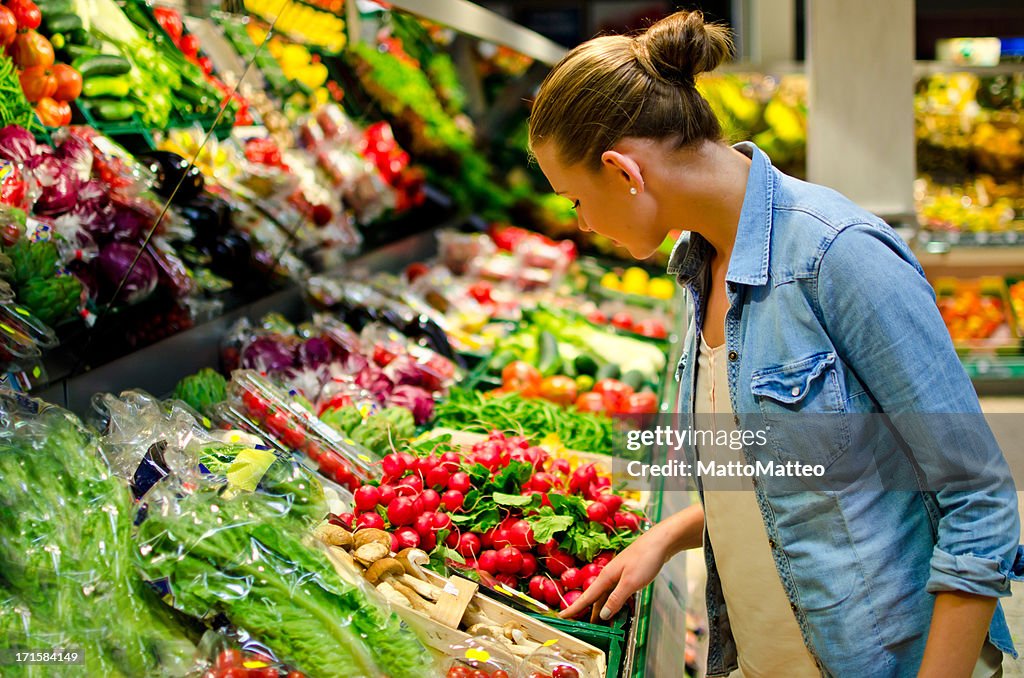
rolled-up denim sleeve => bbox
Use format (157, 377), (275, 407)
(816, 223), (1023, 598)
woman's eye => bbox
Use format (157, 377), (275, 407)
(571, 200), (580, 211)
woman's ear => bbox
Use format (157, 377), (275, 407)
(600, 149), (645, 194)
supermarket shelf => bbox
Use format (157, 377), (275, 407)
(915, 244), (1024, 278)
(720, 60), (1024, 77)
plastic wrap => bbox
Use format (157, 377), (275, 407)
(0, 390), (196, 677)
(135, 471), (434, 678)
(444, 636), (520, 677)
(226, 370), (379, 490)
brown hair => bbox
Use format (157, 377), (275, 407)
(528, 10), (733, 169)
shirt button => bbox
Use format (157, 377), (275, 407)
(728, 350), (739, 362)
(733, 415), (740, 426)
(791, 386), (800, 397)
(768, 538), (777, 549)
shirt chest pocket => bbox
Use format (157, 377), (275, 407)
(750, 352), (851, 468)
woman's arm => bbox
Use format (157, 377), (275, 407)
(560, 503), (705, 620)
(918, 591), (996, 678)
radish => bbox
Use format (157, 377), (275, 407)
(580, 562), (603, 580)
(426, 466), (451, 490)
(487, 430), (507, 442)
(536, 538), (559, 557)
(495, 573), (519, 589)
(432, 512), (452, 531)
(551, 458), (571, 476)
(560, 567), (581, 590)
(415, 455), (438, 477)
(399, 474), (423, 494)
(357, 512), (385, 529)
(528, 575), (547, 600)
(456, 532), (481, 558)
(331, 512), (355, 529)
(480, 527), (497, 549)
(561, 589), (583, 611)
(398, 452), (417, 472)
(420, 489), (442, 513)
(441, 490), (464, 512)
(395, 527), (420, 549)
(570, 464), (598, 493)
(528, 472), (556, 493)
(508, 520), (536, 550)
(541, 578), (564, 608)
(414, 513), (435, 538)
(439, 451), (461, 471)
(463, 556), (478, 570)
(478, 549), (499, 574)
(545, 550), (575, 576)
(593, 476), (611, 490)
(592, 551), (615, 567)
(520, 553), (539, 577)
(614, 511), (642, 532)
(448, 472), (472, 494)
(596, 492), (623, 514)
(496, 546), (524, 574)
(354, 485), (381, 512)
(445, 530), (461, 548)
(390, 532), (401, 553)
(582, 575), (599, 591)
(412, 495), (425, 516)
(421, 532), (437, 551)
(378, 484), (397, 506)
(586, 502), (610, 524)
(387, 497), (416, 526)
(381, 453), (406, 479)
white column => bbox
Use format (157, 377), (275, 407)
(747, 0), (796, 65)
(806, 0), (916, 218)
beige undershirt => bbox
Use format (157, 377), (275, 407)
(696, 333), (823, 678)
(695, 333), (1003, 678)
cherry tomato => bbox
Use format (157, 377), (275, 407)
(215, 649), (242, 669)
(591, 379), (634, 414)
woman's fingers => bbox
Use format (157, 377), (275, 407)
(599, 577), (637, 619)
(559, 566), (618, 619)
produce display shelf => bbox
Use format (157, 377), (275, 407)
(915, 230), (1024, 250)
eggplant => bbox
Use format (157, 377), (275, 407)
(139, 151), (205, 203)
(176, 195), (231, 240)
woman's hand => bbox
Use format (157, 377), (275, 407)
(559, 520), (676, 621)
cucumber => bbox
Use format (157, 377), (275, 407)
(42, 13), (83, 35)
(595, 362), (621, 381)
(72, 54), (132, 78)
(537, 331), (561, 377)
(64, 44), (101, 62)
(573, 354), (599, 377)
(35, 0), (73, 15)
(82, 76), (130, 99)
(621, 369), (646, 391)
(68, 28), (99, 48)
(88, 99), (135, 121)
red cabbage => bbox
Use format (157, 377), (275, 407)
(109, 204), (146, 242)
(298, 337), (333, 368)
(241, 336), (296, 372)
(355, 365), (393, 402)
(56, 133), (94, 182)
(71, 181), (116, 238)
(0, 126), (38, 164)
(338, 351), (369, 375)
(389, 385), (435, 424)
(96, 242), (159, 305)
(27, 155), (80, 216)
(384, 355), (442, 392)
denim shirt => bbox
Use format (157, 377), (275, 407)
(669, 142), (1024, 677)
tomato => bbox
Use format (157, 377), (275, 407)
(633, 318), (668, 339)
(552, 665), (580, 678)
(9, 29), (53, 69)
(0, 7), (17, 47)
(51, 64), (82, 102)
(586, 309), (608, 325)
(280, 425), (306, 449)
(468, 280), (492, 304)
(446, 667), (471, 678)
(242, 391), (269, 417)
(501, 361), (541, 395)
(493, 671), (511, 678)
(180, 33), (200, 58)
(611, 311), (634, 330)
(538, 375), (578, 407)
(215, 649), (242, 669)
(591, 379), (634, 414)
(7, 0), (41, 30)
(18, 64), (55, 102)
(624, 391), (658, 414)
(574, 392), (607, 413)
(34, 96), (69, 127)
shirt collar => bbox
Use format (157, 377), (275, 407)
(666, 141), (774, 287)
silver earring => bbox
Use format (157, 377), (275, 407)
(630, 187), (638, 195)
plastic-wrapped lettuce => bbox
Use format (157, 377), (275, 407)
(0, 391), (196, 677)
(136, 473), (435, 678)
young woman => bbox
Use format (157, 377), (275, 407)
(530, 10), (1023, 678)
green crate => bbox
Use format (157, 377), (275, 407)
(528, 612), (629, 678)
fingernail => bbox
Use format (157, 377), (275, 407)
(599, 607), (612, 620)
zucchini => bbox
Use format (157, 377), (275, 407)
(42, 13), (83, 35)
(595, 362), (621, 381)
(537, 331), (562, 377)
(72, 54), (132, 78)
(82, 76), (130, 99)
(176, 83), (214, 108)
(88, 99), (135, 121)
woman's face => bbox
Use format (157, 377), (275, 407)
(533, 142), (666, 260)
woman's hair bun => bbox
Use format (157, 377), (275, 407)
(635, 10), (733, 85)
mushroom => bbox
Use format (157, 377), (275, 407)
(376, 580), (410, 608)
(352, 528), (392, 566)
(365, 558), (432, 613)
(393, 548), (444, 600)
(315, 523), (354, 548)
